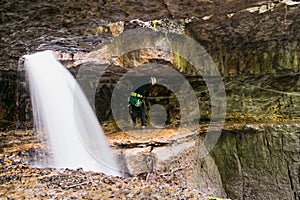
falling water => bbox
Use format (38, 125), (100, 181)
(23, 50), (120, 176)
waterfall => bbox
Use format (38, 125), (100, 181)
(23, 50), (120, 176)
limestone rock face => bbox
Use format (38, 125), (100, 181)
(211, 124), (300, 199)
(107, 127), (227, 197)
(2, 0), (300, 128)
(1, 1), (300, 199)
(0, 71), (17, 130)
(185, 4), (300, 76)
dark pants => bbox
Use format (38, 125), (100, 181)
(130, 104), (146, 126)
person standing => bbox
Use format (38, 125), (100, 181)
(129, 77), (156, 128)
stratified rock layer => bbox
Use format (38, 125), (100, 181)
(1, 1), (300, 199)
(1, 0), (300, 127)
(211, 123), (300, 199)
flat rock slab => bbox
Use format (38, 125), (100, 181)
(107, 127), (199, 148)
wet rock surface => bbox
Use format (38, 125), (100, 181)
(1, 0), (299, 72)
(0, 129), (220, 199)
(2, 123), (298, 199)
(1, 0), (300, 199)
(2, 0), (300, 128)
(211, 123), (300, 200)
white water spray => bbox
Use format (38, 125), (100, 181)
(24, 50), (120, 176)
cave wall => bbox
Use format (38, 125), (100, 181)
(0, 70), (17, 130)
(1, 1), (300, 199)
(210, 124), (300, 199)
(185, 3), (300, 76)
(2, 0), (300, 129)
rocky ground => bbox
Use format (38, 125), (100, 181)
(0, 129), (224, 200)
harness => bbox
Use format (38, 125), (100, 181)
(131, 92), (144, 98)
(130, 92), (144, 107)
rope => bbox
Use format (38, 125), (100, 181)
(245, 83), (300, 97)
(145, 81), (300, 100)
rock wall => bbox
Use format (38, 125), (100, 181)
(211, 124), (300, 199)
(186, 7), (300, 76)
(225, 75), (300, 122)
(1, 0), (300, 199)
(108, 128), (227, 197)
(0, 70), (17, 130)
(2, 0), (300, 128)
